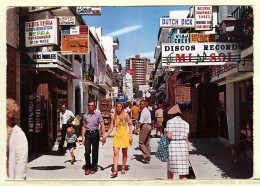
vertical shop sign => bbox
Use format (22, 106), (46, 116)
(25, 18), (58, 47)
(195, 6), (212, 30)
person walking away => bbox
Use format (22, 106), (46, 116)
(65, 127), (81, 164)
(130, 101), (140, 133)
(163, 104), (171, 134)
(166, 104), (189, 179)
(151, 104), (157, 130)
(155, 104), (164, 137)
(82, 100), (106, 175)
(6, 98), (28, 180)
(133, 100), (152, 163)
(59, 104), (75, 152)
(102, 102), (133, 178)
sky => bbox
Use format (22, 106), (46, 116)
(83, 6), (190, 67)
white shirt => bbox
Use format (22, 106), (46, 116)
(60, 109), (75, 128)
(139, 107), (151, 124)
(8, 125), (28, 180)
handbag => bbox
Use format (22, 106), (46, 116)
(155, 135), (169, 162)
(66, 116), (75, 125)
(186, 160), (196, 179)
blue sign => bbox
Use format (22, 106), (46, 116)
(61, 29), (70, 35)
(118, 95), (128, 103)
(173, 33), (190, 43)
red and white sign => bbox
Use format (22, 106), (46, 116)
(58, 16), (76, 25)
(25, 18), (58, 47)
(162, 43), (241, 66)
(195, 6), (212, 31)
(125, 69), (134, 76)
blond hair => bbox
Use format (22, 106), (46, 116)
(66, 127), (75, 134)
(6, 98), (20, 126)
(114, 102), (126, 121)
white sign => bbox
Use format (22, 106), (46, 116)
(172, 33), (190, 43)
(162, 43), (241, 66)
(25, 18), (58, 47)
(195, 6), (213, 30)
(58, 16), (76, 25)
(139, 85), (150, 91)
(27, 52), (72, 71)
(160, 18), (195, 28)
(28, 7), (57, 12)
(76, 6), (101, 15)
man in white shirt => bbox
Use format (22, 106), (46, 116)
(134, 100), (152, 163)
(58, 104), (75, 152)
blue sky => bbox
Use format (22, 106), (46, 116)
(83, 6), (190, 67)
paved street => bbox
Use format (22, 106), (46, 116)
(26, 129), (253, 180)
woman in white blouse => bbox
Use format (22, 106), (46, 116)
(6, 99), (28, 180)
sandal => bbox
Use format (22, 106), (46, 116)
(121, 168), (126, 174)
(111, 171), (118, 178)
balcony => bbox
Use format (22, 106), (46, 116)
(82, 65), (94, 82)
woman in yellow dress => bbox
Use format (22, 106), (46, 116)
(102, 102), (133, 178)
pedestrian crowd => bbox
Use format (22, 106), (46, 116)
(6, 98), (190, 180)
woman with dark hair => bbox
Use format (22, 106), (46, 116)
(6, 99), (28, 180)
(102, 102), (133, 178)
(166, 104), (189, 179)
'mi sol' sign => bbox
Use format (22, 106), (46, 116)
(162, 43), (241, 66)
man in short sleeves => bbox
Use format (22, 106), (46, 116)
(82, 101), (105, 175)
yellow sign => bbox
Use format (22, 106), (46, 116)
(190, 34), (215, 43)
(109, 89), (114, 93)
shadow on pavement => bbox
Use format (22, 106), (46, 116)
(30, 166), (66, 170)
(189, 138), (253, 179)
(28, 150), (67, 163)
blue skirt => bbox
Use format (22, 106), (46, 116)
(67, 142), (76, 148)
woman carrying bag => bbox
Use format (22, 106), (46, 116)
(165, 104), (189, 179)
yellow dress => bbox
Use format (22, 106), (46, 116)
(113, 117), (133, 148)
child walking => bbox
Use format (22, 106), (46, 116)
(65, 127), (81, 164)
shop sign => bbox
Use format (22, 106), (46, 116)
(162, 43), (241, 66)
(125, 69), (134, 76)
(61, 26), (89, 55)
(172, 33), (190, 43)
(148, 89), (157, 94)
(27, 51), (72, 71)
(190, 34), (215, 43)
(76, 6), (101, 15)
(57, 90), (68, 95)
(195, 6), (213, 30)
(139, 85), (150, 91)
(58, 16), (76, 25)
(28, 7), (57, 12)
(25, 18), (58, 47)
(160, 18), (195, 28)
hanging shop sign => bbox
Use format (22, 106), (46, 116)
(125, 69), (134, 76)
(28, 7), (58, 12)
(27, 51), (72, 71)
(25, 18), (58, 47)
(58, 16), (76, 25)
(61, 26), (89, 55)
(160, 18), (195, 28)
(190, 34), (215, 43)
(76, 6), (101, 15)
(162, 43), (242, 66)
(139, 85), (150, 91)
(172, 33), (190, 43)
(148, 89), (157, 94)
(195, 6), (213, 31)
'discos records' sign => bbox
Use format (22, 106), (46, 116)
(162, 43), (241, 66)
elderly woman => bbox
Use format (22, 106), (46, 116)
(166, 104), (189, 179)
(6, 99), (28, 180)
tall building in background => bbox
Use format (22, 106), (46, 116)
(125, 54), (150, 85)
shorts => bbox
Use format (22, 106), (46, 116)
(67, 142), (76, 148)
(157, 118), (163, 127)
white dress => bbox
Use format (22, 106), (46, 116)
(166, 116), (189, 175)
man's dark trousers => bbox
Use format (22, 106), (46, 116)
(59, 124), (67, 151)
(84, 131), (99, 171)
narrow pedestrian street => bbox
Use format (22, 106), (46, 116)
(26, 129), (253, 180)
